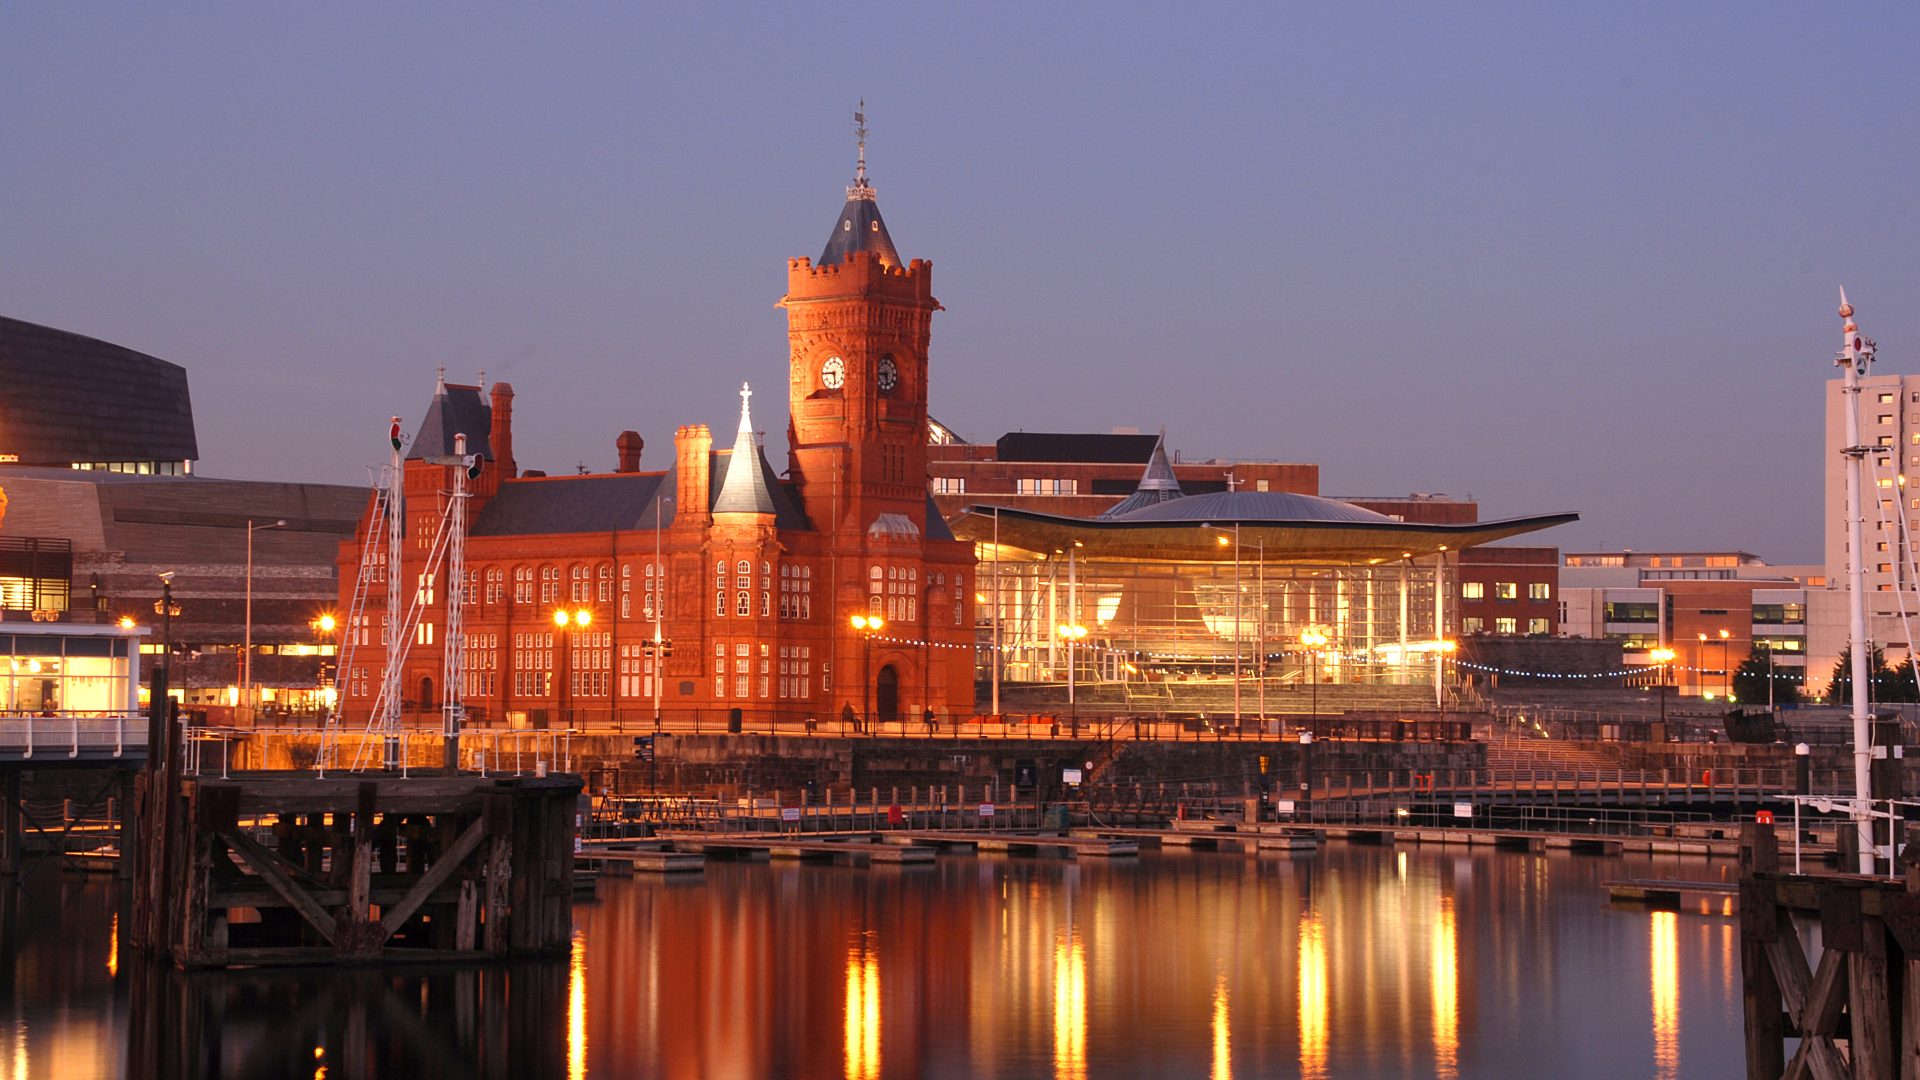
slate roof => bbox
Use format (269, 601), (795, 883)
(470, 473), (674, 536)
(0, 315), (197, 466)
(925, 494), (956, 542)
(707, 450), (812, 531)
(407, 382), (493, 461)
(819, 194), (903, 267)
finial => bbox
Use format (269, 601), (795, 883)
(855, 100), (868, 184)
(848, 101), (875, 201)
(738, 381), (754, 432)
(435, 364), (447, 396)
(1840, 286), (1854, 320)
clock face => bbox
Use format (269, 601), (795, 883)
(821, 356), (845, 390)
(876, 355), (899, 394)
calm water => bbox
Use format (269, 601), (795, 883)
(2, 844), (1741, 1079)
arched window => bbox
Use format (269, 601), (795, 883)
(737, 590), (751, 617)
(716, 589), (727, 617)
(598, 563), (613, 602)
(715, 560), (726, 586)
(736, 560), (751, 589)
(762, 591), (771, 617)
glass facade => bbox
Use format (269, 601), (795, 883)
(1, 630), (141, 717)
(979, 555), (1446, 687)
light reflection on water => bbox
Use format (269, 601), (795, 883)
(1209, 970), (1230, 1080)
(1298, 911), (1329, 1080)
(1652, 910), (1681, 1080)
(844, 933), (879, 1080)
(2, 844), (1747, 1079)
(1431, 897), (1459, 1080)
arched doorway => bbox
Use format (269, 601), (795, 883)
(876, 665), (900, 723)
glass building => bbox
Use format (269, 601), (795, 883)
(956, 440), (1575, 709)
(1, 624), (144, 717)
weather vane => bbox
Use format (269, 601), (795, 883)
(849, 101), (875, 201)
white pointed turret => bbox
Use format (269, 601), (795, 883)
(713, 381), (779, 516)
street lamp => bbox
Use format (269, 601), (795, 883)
(1437, 638), (1458, 720)
(1056, 622), (1088, 735)
(1650, 647), (1675, 734)
(242, 518), (287, 722)
(1217, 528), (1243, 724)
(311, 613), (340, 715)
(1719, 628), (1732, 702)
(1299, 627), (1329, 732)
(552, 607), (592, 728)
(153, 572), (181, 680)
(851, 613), (885, 731)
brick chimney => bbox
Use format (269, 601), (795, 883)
(488, 382), (517, 479)
(674, 424), (712, 528)
(616, 431), (644, 473)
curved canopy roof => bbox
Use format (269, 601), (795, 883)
(954, 498), (1578, 566)
(1110, 489), (1392, 525)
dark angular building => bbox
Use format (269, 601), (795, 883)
(0, 315), (197, 474)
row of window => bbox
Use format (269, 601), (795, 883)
(1460, 581), (1551, 601)
(1463, 617), (1551, 635)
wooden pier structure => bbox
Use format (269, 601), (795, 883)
(1739, 822), (1920, 1079)
(130, 771), (583, 969)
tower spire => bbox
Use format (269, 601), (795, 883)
(713, 380), (778, 516)
(849, 100), (875, 202)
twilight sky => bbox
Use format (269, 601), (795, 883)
(4, 4), (1917, 564)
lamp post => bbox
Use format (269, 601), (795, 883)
(1697, 632), (1710, 699)
(1056, 622), (1088, 735)
(851, 614), (885, 731)
(1217, 527), (1243, 725)
(313, 613), (338, 719)
(1255, 537), (1266, 729)
(1650, 647), (1676, 735)
(154, 574), (181, 679)
(1300, 627), (1329, 734)
(1719, 628), (1733, 702)
(552, 607), (592, 728)
(242, 518), (287, 722)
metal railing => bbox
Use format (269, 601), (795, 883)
(0, 714), (145, 759)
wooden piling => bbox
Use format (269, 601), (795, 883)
(131, 772), (580, 969)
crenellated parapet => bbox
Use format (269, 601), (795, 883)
(784, 251), (937, 308)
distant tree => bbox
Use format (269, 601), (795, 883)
(1826, 645), (1920, 705)
(1733, 645), (1801, 706)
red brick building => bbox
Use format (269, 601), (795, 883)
(336, 160), (975, 729)
(1456, 546), (1560, 636)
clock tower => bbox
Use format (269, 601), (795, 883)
(783, 109), (939, 539)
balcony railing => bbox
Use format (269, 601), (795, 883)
(0, 713), (146, 759)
